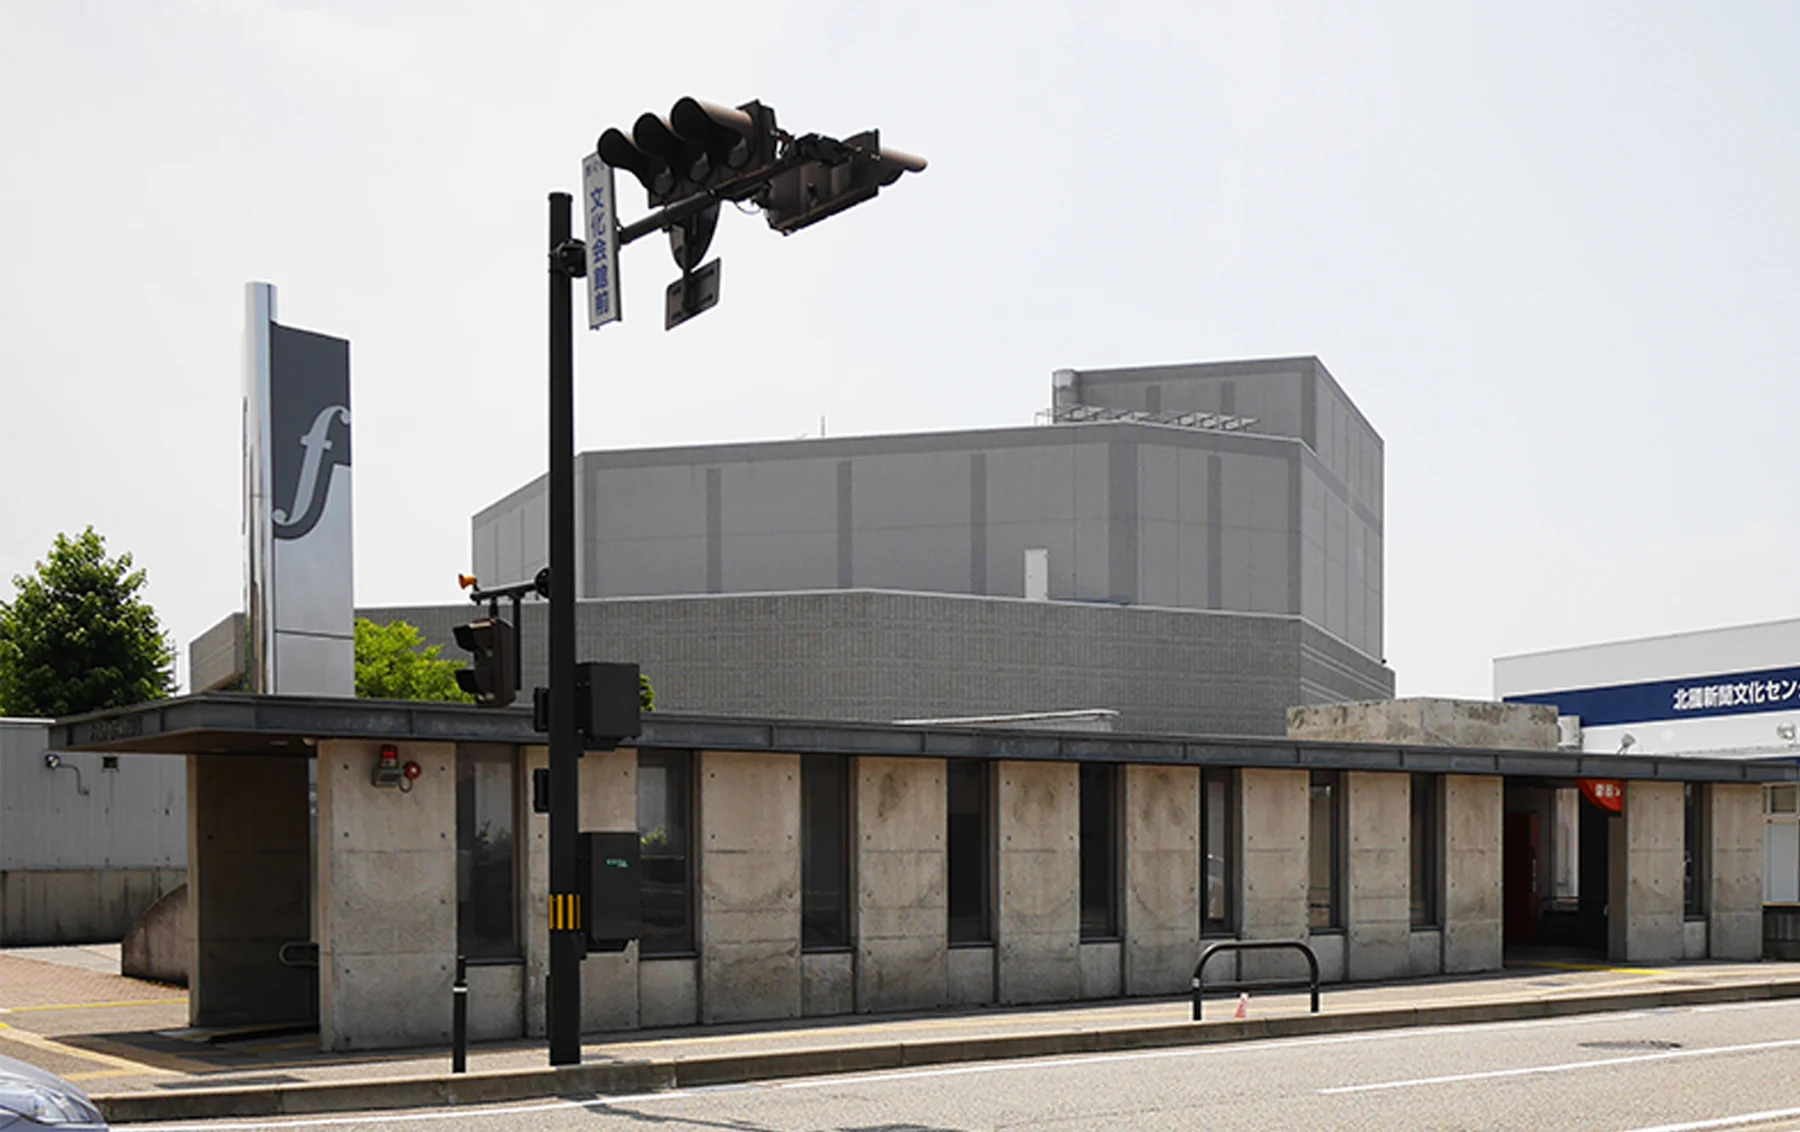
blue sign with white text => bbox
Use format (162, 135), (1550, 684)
(1506, 664), (1800, 727)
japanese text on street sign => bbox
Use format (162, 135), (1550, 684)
(582, 155), (620, 328)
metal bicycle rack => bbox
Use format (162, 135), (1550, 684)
(1191, 939), (1321, 1021)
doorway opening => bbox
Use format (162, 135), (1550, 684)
(1503, 778), (1613, 961)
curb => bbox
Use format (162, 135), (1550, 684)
(94, 980), (1800, 1124)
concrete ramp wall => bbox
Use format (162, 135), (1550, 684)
(122, 882), (189, 985)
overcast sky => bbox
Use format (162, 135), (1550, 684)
(3, 1), (1797, 701)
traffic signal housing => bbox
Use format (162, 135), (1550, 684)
(761, 129), (927, 234)
(453, 617), (518, 708)
(599, 98), (779, 208)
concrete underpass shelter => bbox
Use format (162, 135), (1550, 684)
(50, 694), (1791, 1052)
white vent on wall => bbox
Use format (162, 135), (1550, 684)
(1557, 715), (1582, 751)
(1024, 548), (1049, 601)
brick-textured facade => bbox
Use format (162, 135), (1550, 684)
(367, 589), (1392, 737)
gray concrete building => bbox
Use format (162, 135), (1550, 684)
(439, 357), (1390, 735)
(50, 695), (1780, 1052)
(0, 719), (186, 944)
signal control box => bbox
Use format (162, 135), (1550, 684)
(578, 830), (641, 953)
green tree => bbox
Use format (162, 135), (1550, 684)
(354, 618), (474, 702)
(0, 527), (176, 717)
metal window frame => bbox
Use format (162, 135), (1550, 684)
(1200, 766), (1238, 936)
(637, 748), (697, 957)
(1684, 781), (1710, 921)
(1308, 769), (1344, 932)
(1409, 772), (1444, 930)
(456, 743), (523, 961)
(1078, 762), (1121, 942)
(946, 758), (994, 946)
(800, 752), (853, 952)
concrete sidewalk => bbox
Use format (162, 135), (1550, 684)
(3, 949), (1799, 1124)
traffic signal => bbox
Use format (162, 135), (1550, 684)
(453, 617), (517, 708)
(598, 98), (779, 208)
(761, 129), (927, 234)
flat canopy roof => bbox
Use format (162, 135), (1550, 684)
(46, 695), (1800, 783)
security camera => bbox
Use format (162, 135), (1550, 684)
(1617, 733), (1636, 754)
(42, 753), (61, 769)
(1779, 722), (1797, 744)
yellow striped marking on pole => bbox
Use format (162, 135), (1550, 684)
(550, 892), (582, 932)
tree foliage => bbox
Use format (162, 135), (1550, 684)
(354, 618), (474, 702)
(0, 527), (176, 717)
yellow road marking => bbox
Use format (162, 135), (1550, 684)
(0, 1022), (175, 1075)
(0, 998), (185, 1014)
(62, 1067), (160, 1082)
(1518, 962), (1666, 976)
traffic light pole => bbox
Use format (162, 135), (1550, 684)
(546, 191), (583, 1066)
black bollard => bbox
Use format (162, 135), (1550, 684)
(452, 954), (468, 1074)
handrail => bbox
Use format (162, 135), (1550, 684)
(277, 941), (320, 968)
(1191, 939), (1320, 1021)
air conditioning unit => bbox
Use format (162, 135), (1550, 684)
(1556, 714), (1582, 751)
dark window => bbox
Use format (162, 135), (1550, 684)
(1201, 767), (1236, 934)
(456, 745), (518, 959)
(802, 754), (851, 950)
(1308, 770), (1342, 931)
(1079, 763), (1120, 940)
(1410, 773), (1441, 928)
(947, 760), (992, 944)
(637, 750), (693, 955)
(1685, 783), (1708, 919)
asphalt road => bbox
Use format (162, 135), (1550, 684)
(121, 999), (1800, 1132)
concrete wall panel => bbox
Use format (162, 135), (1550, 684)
(639, 957), (697, 1028)
(1443, 775), (1502, 973)
(802, 951), (854, 1017)
(1122, 764), (1199, 996)
(1309, 931), (1345, 984)
(1710, 783), (1763, 960)
(121, 881), (189, 984)
(0, 867), (185, 947)
(1240, 769), (1308, 980)
(522, 746), (549, 1038)
(316, 741), (456, 1051)
(1079, 941), (1122, 999)
(948, 946), (995, 1006)
(855, 757), (946, 1013)
(997, 762), (1080, 1004)
(1615, 781), (1685, 964)
(467, 963), (524, 1043)
(1347, 772), (1410, 981)
(1407, 929), (1440, 977)
(699, 752), (801, 1024)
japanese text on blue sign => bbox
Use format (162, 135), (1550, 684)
(1508, 663), (1800, 727)
(582, 155), (620, 328)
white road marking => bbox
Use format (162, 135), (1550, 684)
(124, 1091), (722, 1131)
(1320, 1035), (1800, 1095)
(119, 999), (1800, 1129)
(1617, 1106), (1800, 1132)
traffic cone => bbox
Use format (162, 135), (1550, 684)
(1234, 992), (1249, 1020)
